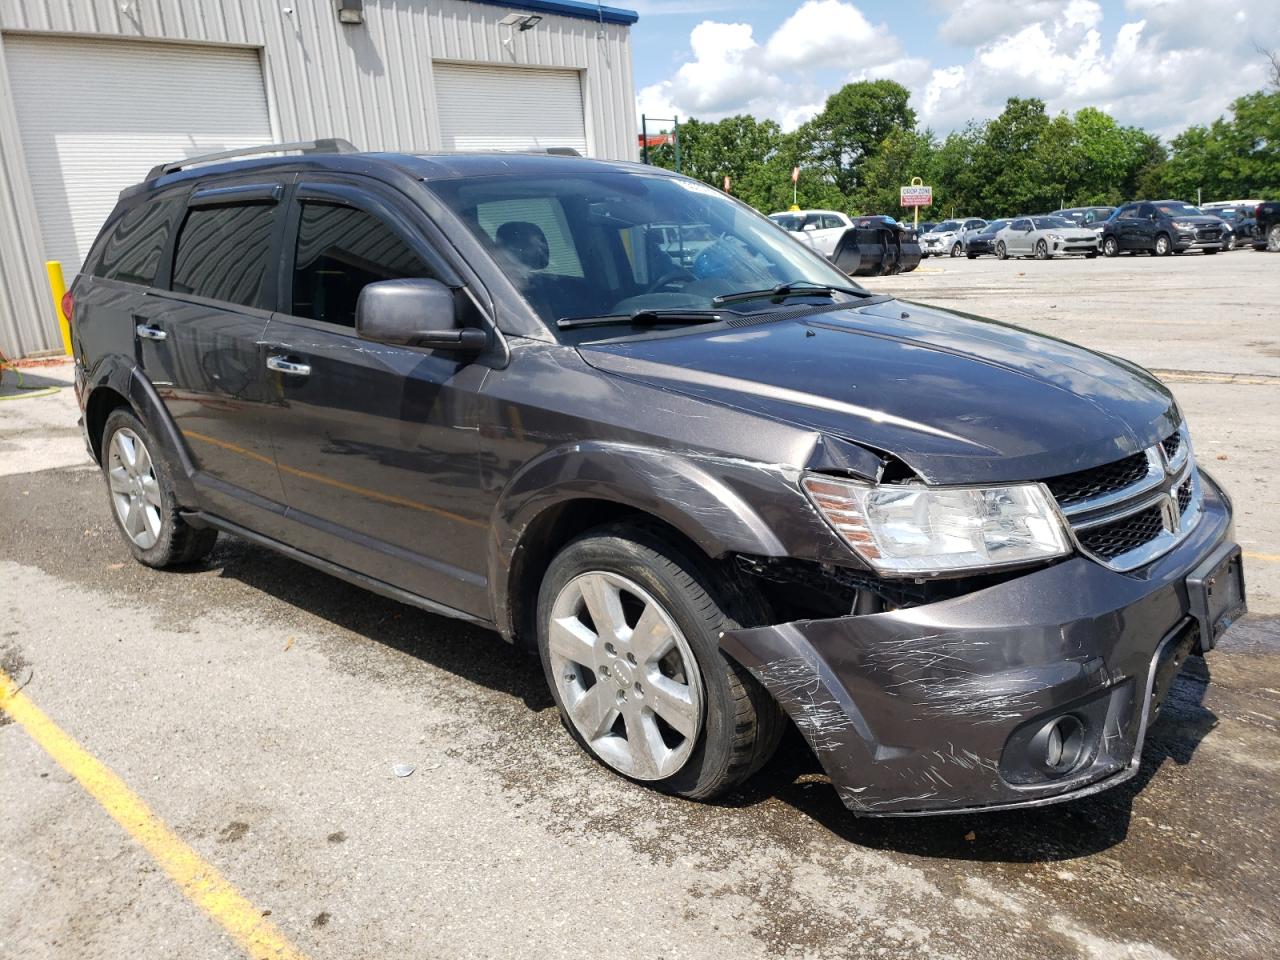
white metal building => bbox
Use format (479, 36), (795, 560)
(0, 0), (640, 358)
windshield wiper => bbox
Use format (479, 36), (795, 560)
(556, 309), (724, 331)
(711, 281), (868, 306)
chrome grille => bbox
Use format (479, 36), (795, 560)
(1044, 452), (1152, 509)
(1077, 504), (1165, 561)
(1045, 426), (1201, 572)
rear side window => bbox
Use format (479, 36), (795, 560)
(92, 198), (177, 286)
(171, 203), (276, 309)
(291, 202), (431, 328)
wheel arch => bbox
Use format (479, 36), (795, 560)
(83, 363), (199, 508)
(491, 442), (789, 649)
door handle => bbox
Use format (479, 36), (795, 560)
(135, 323), (167, 341)
(266, 355), (311, 377)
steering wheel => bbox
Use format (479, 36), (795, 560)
(646, 268), (696, 292)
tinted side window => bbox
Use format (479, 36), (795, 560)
(1118, 205), (1138, 220)
(821, 215), (844, 230)
(171, 203), (276, 308)
(291, 202), (431, 328)
(1138, 204), (1156, 219)
(93, 198), (178, 286)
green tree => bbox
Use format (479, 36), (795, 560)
(855, 127), (937, 216)
(795, 80), (917, 196)
(648, 115), (783, 189)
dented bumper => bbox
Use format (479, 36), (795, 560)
(721, 475), (1239, 816)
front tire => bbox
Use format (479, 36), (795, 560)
(1268, 224), (1280, 252)
(101, 409), (217, 568)
(536, 525), (783, 800)
(966, 253), (978, 259)
(996, 241), (1008, 260)
(1155, 233), (1172, 256)
(1102, 235), (1119, 257)
(1034, 239), (1050, 260)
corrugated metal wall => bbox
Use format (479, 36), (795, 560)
(0, 0), (638, 357)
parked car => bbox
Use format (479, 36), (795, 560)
(994, 216), (1099, 259)
(919, 217), (987, 257)
(1099, 201), (1225, 256)
(71, 142), (1245, 817)
(1252, 200), (1280, 251)
(1051, 206), (1115, 231)
(768, 209), (852, 257)
(1205, 208), (1254, 251)
(962, 219), (1011, 258)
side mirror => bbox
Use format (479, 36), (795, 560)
(356, 278), (487, 352)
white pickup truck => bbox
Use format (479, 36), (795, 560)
(768, 209), (854, 257)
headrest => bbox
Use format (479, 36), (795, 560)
(495, 221), (550, 270)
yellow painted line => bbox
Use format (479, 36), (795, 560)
(0, 669), (310, 960)
(1244, 550), (1280, 564)
(184, 429), (485, 529)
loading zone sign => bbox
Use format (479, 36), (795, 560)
(900, 184), (933, 207)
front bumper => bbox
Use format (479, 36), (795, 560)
(921, 238), (953, 254)
(1173, 231), (1224, 251)
(721, 474), (1241, 816)
(1051, 238), (1099, 255)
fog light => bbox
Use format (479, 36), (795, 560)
(1031, 715), (1085, 776)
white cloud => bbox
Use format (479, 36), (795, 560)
(636, 0), (1280, 138)
(764, 0), (898, 71)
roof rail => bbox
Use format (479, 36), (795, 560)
(146, 138), (359, 181)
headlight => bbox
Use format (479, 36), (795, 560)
(801, 476), (1071, 575)
(1172, 220), (1195, 230)
(1048, 233), (1063, 241)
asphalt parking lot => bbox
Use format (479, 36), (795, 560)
(3, 250), (1278, 960)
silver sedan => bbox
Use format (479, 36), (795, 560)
(995, 216), (1100, 259)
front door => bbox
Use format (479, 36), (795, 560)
(139, 179), (290, 535)
(261, 180), (491, 616)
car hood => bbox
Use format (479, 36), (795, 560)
(577, 299), (1179, 484)
(1175, 215), (1224, 227)
(1050, 228), (1099, 241)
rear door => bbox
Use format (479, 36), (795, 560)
(811, 214), (848, 256)
(138, 178), (290, 534)
(1007, 219), (1034, 255)
(260, 178), (492, 615)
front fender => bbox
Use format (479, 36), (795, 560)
(489, 441), (808, 639)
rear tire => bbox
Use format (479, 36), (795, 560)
(1268, 224), (1280, 252)
(950, 242), (962, 257)
(101, 408), (217, 568)
(966, 253), (978, 260)
(536, 524), (784, 800)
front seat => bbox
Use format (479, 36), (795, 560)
(495, 221), (550, 273)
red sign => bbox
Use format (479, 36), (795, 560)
(900, 184), (933, 207)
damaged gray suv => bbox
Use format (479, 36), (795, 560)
(71, 143), (1246, 816)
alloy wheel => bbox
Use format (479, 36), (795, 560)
(547, 571), (704, 781)
(1035, 240), (1048, 260)
(1269, 224), (1280, 252)
(996, 241), (1007, 260)
(950, 242), (962, 257)
(1155, 234), (1171, 255)
(107, 427), (163, 549)
(1103, 236), (1118, 257)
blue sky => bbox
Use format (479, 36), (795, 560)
(625, 0), (1279, 139)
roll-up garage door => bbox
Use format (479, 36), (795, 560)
(434, 62), (587, 156)
(3, 35), (273, 274)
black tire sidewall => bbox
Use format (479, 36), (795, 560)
(535, 528), (758, 798)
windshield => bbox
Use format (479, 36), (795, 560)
(981, 220), (1009, 234)
(1157, 202), (1203, 217)
(932, 220), (961, 232)
(1035, 217), (1075, 229)
(429, 172), (862, 328)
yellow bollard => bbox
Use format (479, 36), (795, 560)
(45, 260), (72, 356)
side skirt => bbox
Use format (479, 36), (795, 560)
(187, 511), (495, 629)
